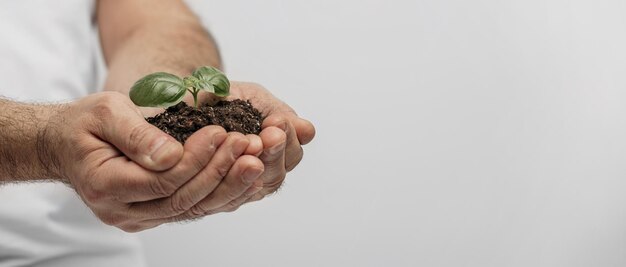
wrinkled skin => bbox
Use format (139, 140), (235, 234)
(46, 83), (315, 231)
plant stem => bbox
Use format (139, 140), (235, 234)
(186, 88), (199, 108)
(192, 89), (199, 108)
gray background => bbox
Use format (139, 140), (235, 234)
(138, 0), (626, 266)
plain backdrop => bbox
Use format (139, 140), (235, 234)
(138, 1), (626, 266)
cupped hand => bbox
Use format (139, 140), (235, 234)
(48, 92), (265, 231)
(205, 81), (316, 210)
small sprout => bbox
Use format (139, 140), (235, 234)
(129, 66), (230, 108)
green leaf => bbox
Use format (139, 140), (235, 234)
(183, 76), (199, 89)
(183, 76), (212, 92)
(191, 66), (230, 97)
(129, 72), (187, 108)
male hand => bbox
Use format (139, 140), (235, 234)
(204, 82), (316, 213)
(45, 92), (265, 231)
(135, 81), (316, 220)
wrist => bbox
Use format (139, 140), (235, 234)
(35, 103), (69, 182)
(0, 100), (67, 182)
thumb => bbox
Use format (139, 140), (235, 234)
(100, 112), (183, 171)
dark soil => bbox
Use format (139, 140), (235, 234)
(146, 100), (263, 143)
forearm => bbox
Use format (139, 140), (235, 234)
(99, 4), (222, 97)
(0, 99), (64, 182)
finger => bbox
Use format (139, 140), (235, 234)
(139, 155), (262, 225)
(100, 126), (228, 203)
(96, 102), (183, 171)
(293, 118), (316, 145)
(246, 191), (266, 204)
(88, 157), (163, 203)
(262, 113), (315, 146)
(211, 178), (263, 214)
(258, 126), (287, 195)
(129, 132), (248, 219)
(138, 180), (261, 228)
(262, 115), (303, 172)
(245, 134), (263, 156)
(282, 122), (303, 172)
(186, 155), (263, 215)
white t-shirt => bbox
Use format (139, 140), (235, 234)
(0, 1), (145, 266)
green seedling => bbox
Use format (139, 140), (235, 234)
(129, 66), (230, 108)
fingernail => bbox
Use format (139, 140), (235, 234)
(242, 168), (263, 183)
(149, 136), (179, 163)
(268, 142), (286, 156)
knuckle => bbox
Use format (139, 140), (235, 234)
(82, 187), (105, 204)
(243, 187), (260, 198)
(169, 194), (194, 215)
(242, 190), (254, 198)
(222, 199), (245, 213)
(82, 181), (112, 204)
(90, 92), (123, 121)
(150, 178), (177, 198)
(225, 189), (241, 202)
(189, 205), (210, 218)
(90, 102), (113, 122)
(264, 175), (286, 195)
(266, 172), (286, 188)
(149, 179), (168, 197)
(212, 164), (230, 182)
(98, 213), (125, 226)
(126, 124), (154, 155)
(224, 199), (242, 211)
(262, 148), (285, 164)
(191, 156), (207, 172)
(285, 148), (304, 172)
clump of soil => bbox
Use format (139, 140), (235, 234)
(147, 100), (263, 143)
